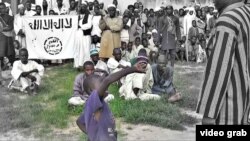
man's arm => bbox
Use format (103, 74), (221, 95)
(97, 63), (146, 96)
(3, 15), (14, 31)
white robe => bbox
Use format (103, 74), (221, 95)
(74, 14), (93, 68)
(24, 10), (36, 16)
(14, 14), (26, 48)
(119, 64), (161, 101)
(11, 60), (44, 91)
(95, 60), (109, 75)
(107, 57), (131, 74)
(91, 15), (102, 37)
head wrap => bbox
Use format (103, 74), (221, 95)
(90, 48), (99, 56)
(107, 4), (116, 9)
(154, 7), (161, 12)
(18, 4), (24, 9)
(152, 29), (158, 33)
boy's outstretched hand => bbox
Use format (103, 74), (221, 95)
(134, 62), (147, 73)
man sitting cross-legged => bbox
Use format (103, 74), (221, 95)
(68, 61), (114, 106)
(107, 48), (131, 85)
(119, 49), (161, 101)
(151, 54), (182, 103)
(9, 48), (44, 95)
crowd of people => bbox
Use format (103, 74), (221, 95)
(1, 0), (250, 140)
(1, 0), (220, 99)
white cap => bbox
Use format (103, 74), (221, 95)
(107, 4), (116, 9)
(4, 2), (10, 7)
(147, 31), (152, 35)
(81, 1), (87, 5)
(87, 0), (94, 2)
(134, 8), (139, 11)
(99, 0), (104, 4)
(18, 4), (24, 9)
(152, 29), (158, 33)
(116, 9), (120, 12)
(154, 7), (161, 12)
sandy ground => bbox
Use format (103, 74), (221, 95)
(120, 123), (196, 141)
(0, 64), (204, 141)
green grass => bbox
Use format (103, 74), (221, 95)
(10, 63), (199, 137)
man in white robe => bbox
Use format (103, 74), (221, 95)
(119, 49), (161, 101)
(9, 48), (44, 95)
(74, 1), (93, 68)
(107, 48), (131, 74)
(24, 2), (36, 16)
(14, 4), (26, 48)
(90, 48), (109, 76)
(53, 0), (68, 15)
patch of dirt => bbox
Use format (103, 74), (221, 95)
(120, 122), (196, 141)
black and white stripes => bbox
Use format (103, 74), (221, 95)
(196, 4), (250, 125)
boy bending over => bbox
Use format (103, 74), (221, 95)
(76, 62), (147, 141)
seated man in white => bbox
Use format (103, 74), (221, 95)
(90, 48), (109, 77)
(9, 48), (44, 95)
(107, 48), (131, 85)
(107, 48), (131, 73)
(119, 49), (160, 101)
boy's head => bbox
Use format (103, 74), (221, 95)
(198, 33), (205, 41)
(142, 39), (148, 48)
(83, 61), (95, 76)
(35, 5), (42, 15)
(90, 49), (99, 63)
(135, 37), (141, 46)
(127, 42), (133, 51)
(13, 40), (21, 49)
(190, 36), (197, 45)
(83, 74), (104, 95)
(147, 32), (152, 39)
(92, 35), (100, 43)
(19, 48), (29, 64)
(182, 36), (186, 42)
(113, 48), (122, 62)
(49, 10), (55, 15)
(153, 39), (160, 47)
(121, 41), (127, 50)
(142, 33), (147, 40)
(192, 20), (197, 27)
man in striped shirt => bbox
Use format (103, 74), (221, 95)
(196, 0), (250, 125)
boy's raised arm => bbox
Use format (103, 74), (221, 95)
(97, 62), (146, 97)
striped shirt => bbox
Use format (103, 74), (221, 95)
(196, 2), (250, 125)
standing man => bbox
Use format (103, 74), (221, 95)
(159, 5), (181, 67)
(0, 2), (15, 84)
(196, 0), (250, 125)
(24, 1), (36, 16)
(53, 0), (68, 15)
(99, 4), (123, 61)
(14, 4), (26, 48)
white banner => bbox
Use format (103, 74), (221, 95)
(23, 15), (78, 60)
